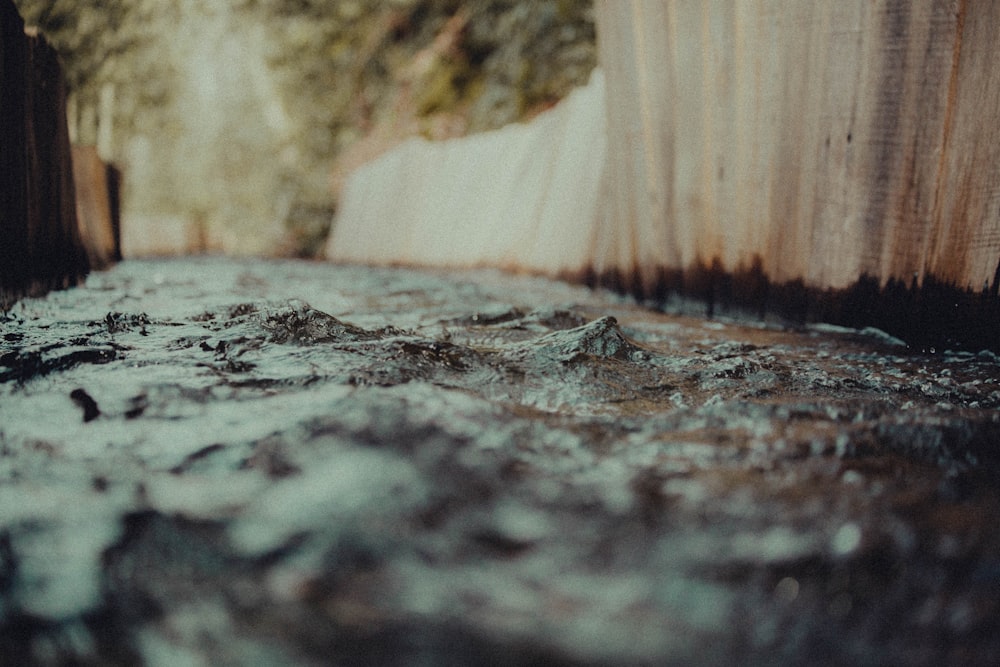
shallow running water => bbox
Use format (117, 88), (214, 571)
(1, 258), (999, 665)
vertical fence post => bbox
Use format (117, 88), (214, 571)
(1, 0), (89, 307)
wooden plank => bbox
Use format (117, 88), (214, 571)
(328, 70), (607, 275)
(1, 0), (31, 304)
(589, 1), (995, 289)
(72, 145), (121, 270)
(1, 0), (90, 307)
(327, 0), (1000, 349)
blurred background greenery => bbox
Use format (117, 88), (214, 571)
(14, 0), (596, 256)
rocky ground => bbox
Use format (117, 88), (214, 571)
(1, 257), (999, 665)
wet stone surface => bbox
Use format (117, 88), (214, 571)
(1, 257), (999, 666)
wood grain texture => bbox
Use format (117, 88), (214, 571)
(326, 0), (1000, 347)
(72, 145), (121, 270)
(592, 0), (1000, 294)
(1, 0), (89, 306)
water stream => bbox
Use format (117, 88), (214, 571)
(2, 258), (999, 665)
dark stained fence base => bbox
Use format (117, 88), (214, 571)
(572, 258), (1000, 354)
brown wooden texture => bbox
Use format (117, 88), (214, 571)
(329, 0), (1000, 348)
(72, 145), (121, 270)
(1, 0), (89, 307)
(590, 0), (1000, 295)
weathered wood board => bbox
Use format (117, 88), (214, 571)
(328, 69), (607, 276)
(327, 0), (1000, 349)
(72, 145), (121, 270)
(1, 0), (89, 307)
(589, 0), (1000, 294)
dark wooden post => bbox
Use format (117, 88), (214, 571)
(1, 0), (89, 308)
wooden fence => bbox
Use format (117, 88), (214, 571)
(1, 0), (119, 308)
(1, 0), (86, 307)
(585, 0), (1000, 349)
(329, 0), (1000, 351)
